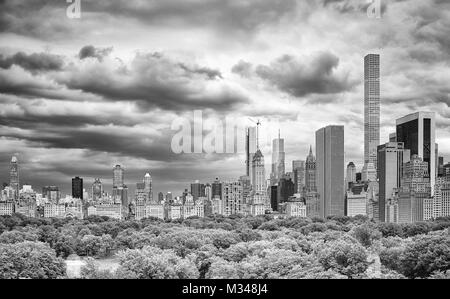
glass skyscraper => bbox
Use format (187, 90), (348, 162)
(396, 111), (436, 193)
(316, 125), (345, 218)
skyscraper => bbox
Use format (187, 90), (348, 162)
(346, 162), (356, 189)
(212, 178), (222, 199)
(113, 165), (124, 188)
(438, 156), (444, 177)
(270, 131), (285, 186)
(246, 126), (257, 181)
(92, 178), (103, 201)
(277, 176), (295, 205)
(191, 180), (205, 201)
(249, 148), (268, 214)
(377, 142), (410, 222)
(158, 192), (164, 203)
(9, 156), (19, 201)
(292, 160), (305, 194)
(396, 111), (436, 193)
(397, 155), (431, 223)
(364, 54), (380, 174)
(316, 125), (345, 218)
(72, 177), (83, 200)
(305, 146), (317, 192)
(144, 173), (153, 202)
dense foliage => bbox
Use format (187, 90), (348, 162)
(0, 213), (449, 279)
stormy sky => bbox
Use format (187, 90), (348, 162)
(1, 0), (450, 197)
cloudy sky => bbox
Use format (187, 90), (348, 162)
(1, 0), (450, 196)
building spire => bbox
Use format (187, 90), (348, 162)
(309, 145), (312, 155)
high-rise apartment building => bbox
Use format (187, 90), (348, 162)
(377, 142), (410, 222)
(277, 176), (295, 206)
(92, 178), (103, 201)
(190, 180), (205, 201)
(10, 156), (19, 201)
(396, 111), (436, 193)
(113, 165), (124, 188)
(144, 173), (153, 202)
(212, 178), (222, 199)
(397, 155), (431, 223)
(316, 125), (345, 218)
(270, 132), (285, 186)
(222, 181), (244, 216)
(364, 54), (380, 173)
(346, 162), (356, 190)
(292, 160), (305, 194)
(346, 184), (367, 217)
(72, 177), (83, 200)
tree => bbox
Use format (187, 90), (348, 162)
(0, 230), (39, 244)
(116, 246), (199, 279)
(0, 241), (66, 279)
(352, 223), (382, 248)
(399, 234), (450, 278)
(77, 234), (114, 257)
(317, 239), (369, 278)
(206, 257), (239, 279)
(80, 258), (116, 279)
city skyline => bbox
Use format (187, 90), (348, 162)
(1, 0), (450, 196)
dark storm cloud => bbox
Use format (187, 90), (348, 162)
(0, 0), (74, 40)
(233, 52), (354, 98)
(61, 51), (247, 111)
(84, 0), (298, 33)
(0, 111), (137, 129)
(178, 63), (223, 80)
(78, 45), (113, 61)
(409, 3), (450, 58)
(1, 126), (237, 165)
(0, 49), (246, 111)
(0, 52), (64, 72)
(0, 0), (298, 39)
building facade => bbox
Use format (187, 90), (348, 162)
(364, 54), (380, 173)
(316, 125), (345, 218)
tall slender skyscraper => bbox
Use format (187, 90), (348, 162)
(292, 160), (305, 193)
(144, 173), (153, 202)
(9, 156), (19, 201)
(270, 131), (285, 185)
(72, 177), (83, 200)
(364, 54), (380, 175)
(316, 125), (345, 218)
(396, 111), (436, 193)
(246, 127), (257, 180)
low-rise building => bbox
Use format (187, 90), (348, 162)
(0, 201), (14, 216)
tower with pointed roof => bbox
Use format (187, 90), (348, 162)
(305, 146), (316, 192)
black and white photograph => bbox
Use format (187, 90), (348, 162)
(0, 0), (449, 286)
